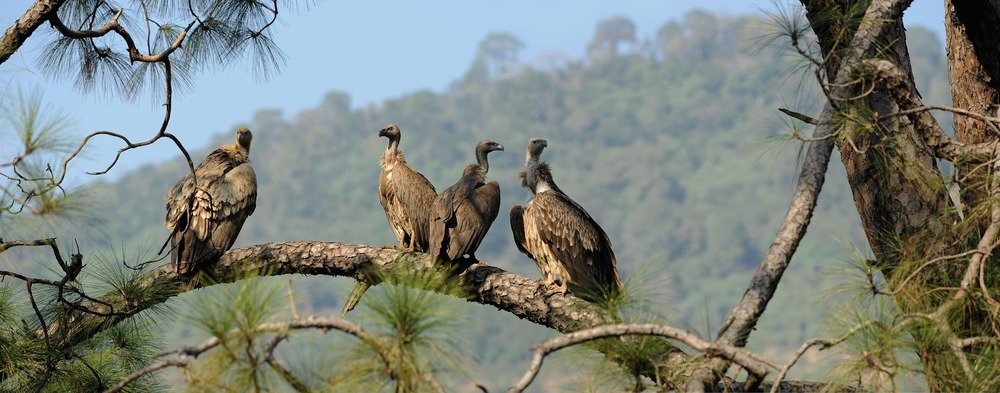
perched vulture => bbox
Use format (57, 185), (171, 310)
(377, 124), (438, 251)
(428, 139), (504, 263)
(342, 124), (438, 317)
(510, 138), (622, 299)
(163, 127), (257, 275)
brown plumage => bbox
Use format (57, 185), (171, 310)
(510, 138), (622, 299)
(377, 124), (438, 251)
(163, 127), (257, 275)
(428, 139), (504, 262)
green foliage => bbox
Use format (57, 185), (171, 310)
(325, 274), (470, 392)
(0, 243), (168, 392)
(182, 275), (288, 391)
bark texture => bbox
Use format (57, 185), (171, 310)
(0, 0), (64, 65)
(50, 242), (646, 362)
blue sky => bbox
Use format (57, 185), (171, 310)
(1, 1), (945, 181)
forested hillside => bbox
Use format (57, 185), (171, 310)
(90, 11), (952, 388)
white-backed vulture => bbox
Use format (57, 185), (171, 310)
(428, 139), (504, 263)
(377, 124), (438, 251)
(510, 138), (622, 299)
(163, 127), (257, 275)
(343, 124), (439, 317)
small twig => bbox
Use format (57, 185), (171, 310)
(889, 105), (1000, 136)
(771, 320), (880, 392)
(779, 108), (820, 125)
(884, 249), (981, 296)
(951, 336), (998, 348)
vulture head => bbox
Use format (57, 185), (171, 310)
(525, 138), (548, 163)
(236, 127), (253, 152)
(478, 139), (504, 154)
(379, 124), (401, 140)
(379, 124), (402, 162)
(473, 139), (504, 174)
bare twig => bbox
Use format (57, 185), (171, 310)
(771, 320), (880, 392)
(779, 108), (819, 125)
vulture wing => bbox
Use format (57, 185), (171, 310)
(509, 204), (533, 260)
(429, 174), (474, 261)
(379, 160), (408, 247)
(392, 162), (437, 251)
(164, 149), (256, 274)
(530, 191), (622, 294)
(445, 181), (501, 260)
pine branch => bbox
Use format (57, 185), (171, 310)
(0, 0), (66, 66)
(104, 315), (387, 393)
(42, 241), (678, 372)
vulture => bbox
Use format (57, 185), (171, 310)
(510, 138), (622, 299)
(163, 127), (257, 275)
(376, 124), (438, 251)
(428, 139), (504, 263)
(342, 124), (438, 317)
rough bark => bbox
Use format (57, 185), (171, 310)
(801, 0), (1000, 391)
(49, 242), (662, 364)
(682, 2), (915, 391)
(0, 0), (65, 66)
(946, 0), (1000, 219)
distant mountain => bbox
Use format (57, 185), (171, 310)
(89, 11), (952, 388)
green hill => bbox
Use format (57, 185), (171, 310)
(84, 11), (952, 389)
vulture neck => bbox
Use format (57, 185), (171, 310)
(474, 146), (491, 178)
(384, 137), (400, 164)
(228, 143), (250, 162)
(530, 163), (562, 195)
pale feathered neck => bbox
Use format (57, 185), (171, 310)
(526, 162), (562, 195)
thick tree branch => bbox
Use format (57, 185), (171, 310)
(0, 0), (66, 66)
(45, 242), (679, 371)
(867, 59), (1000, 162)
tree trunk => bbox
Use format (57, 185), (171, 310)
(803, 0), (1000, 390)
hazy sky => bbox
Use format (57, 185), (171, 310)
(1, 1), (945, 181)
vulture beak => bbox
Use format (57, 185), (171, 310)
(378, 128), (387, 137)
(496, 143), (505, 151)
